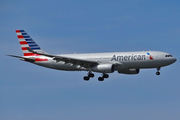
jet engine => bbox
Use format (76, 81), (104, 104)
(118, 69), (140, 74)
(92, 64), (115, 73)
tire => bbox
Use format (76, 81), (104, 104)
(156, 72), (160, 75)
(103, 74), (109, 78)
(84, 76), (90, 81)
(88, 73), (94, 78)
(98, 77), (104, 81)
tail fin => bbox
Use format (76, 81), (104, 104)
(15, 30), (45, 56)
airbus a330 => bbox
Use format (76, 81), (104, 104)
(8, 30), (177, 81)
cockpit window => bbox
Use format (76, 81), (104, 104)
(165, 55), (173, 57)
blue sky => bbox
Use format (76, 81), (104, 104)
(1, 0), (180, 120)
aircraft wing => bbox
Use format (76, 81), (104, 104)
(26, 47), (99, 67)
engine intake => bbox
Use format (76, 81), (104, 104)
(92, 64), (114, 73)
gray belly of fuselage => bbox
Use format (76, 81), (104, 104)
(34, 59), (170, 72)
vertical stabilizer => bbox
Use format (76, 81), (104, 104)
(16, 30), (45, 56)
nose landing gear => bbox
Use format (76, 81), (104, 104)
(156, 67), (161, 75)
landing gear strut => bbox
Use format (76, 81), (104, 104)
(156, 67), (161, 75)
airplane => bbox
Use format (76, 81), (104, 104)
(8, 30), (177, 81)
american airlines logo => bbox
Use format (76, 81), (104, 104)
(111, 54), (146, 61)
(147, 52), (153, 60)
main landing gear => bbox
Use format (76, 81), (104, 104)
(83, 72), (109, 81)
(83, 72), (95, 81)
(156, 67), (161, 75)
(98, 73), (109, 81)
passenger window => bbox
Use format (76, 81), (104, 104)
(165, 55), (173, 57)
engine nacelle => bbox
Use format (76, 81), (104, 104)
(118, 69), (140, 74)
(92, 64), (115, 73)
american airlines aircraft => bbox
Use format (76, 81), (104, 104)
(8, 30), (177, 81)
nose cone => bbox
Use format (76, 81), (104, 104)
(164, 57), (177, 66)
(171, 57), (177, 64)
(173, 57), (177, 62)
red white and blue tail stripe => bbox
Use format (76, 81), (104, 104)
(16, 30), (45, 56)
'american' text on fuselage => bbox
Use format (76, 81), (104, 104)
(111, 55), (146, 61)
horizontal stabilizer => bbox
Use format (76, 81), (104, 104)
(7, 54), (35, 62)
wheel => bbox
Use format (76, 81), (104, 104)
(103, 74), (109, 78)
(88, 73), (94, 78)
(98, 77), (104, 81)
(156, 72), (160, 75)
(83, 76), (90, 81)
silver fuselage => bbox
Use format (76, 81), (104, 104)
(31, 51), (176, 72)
